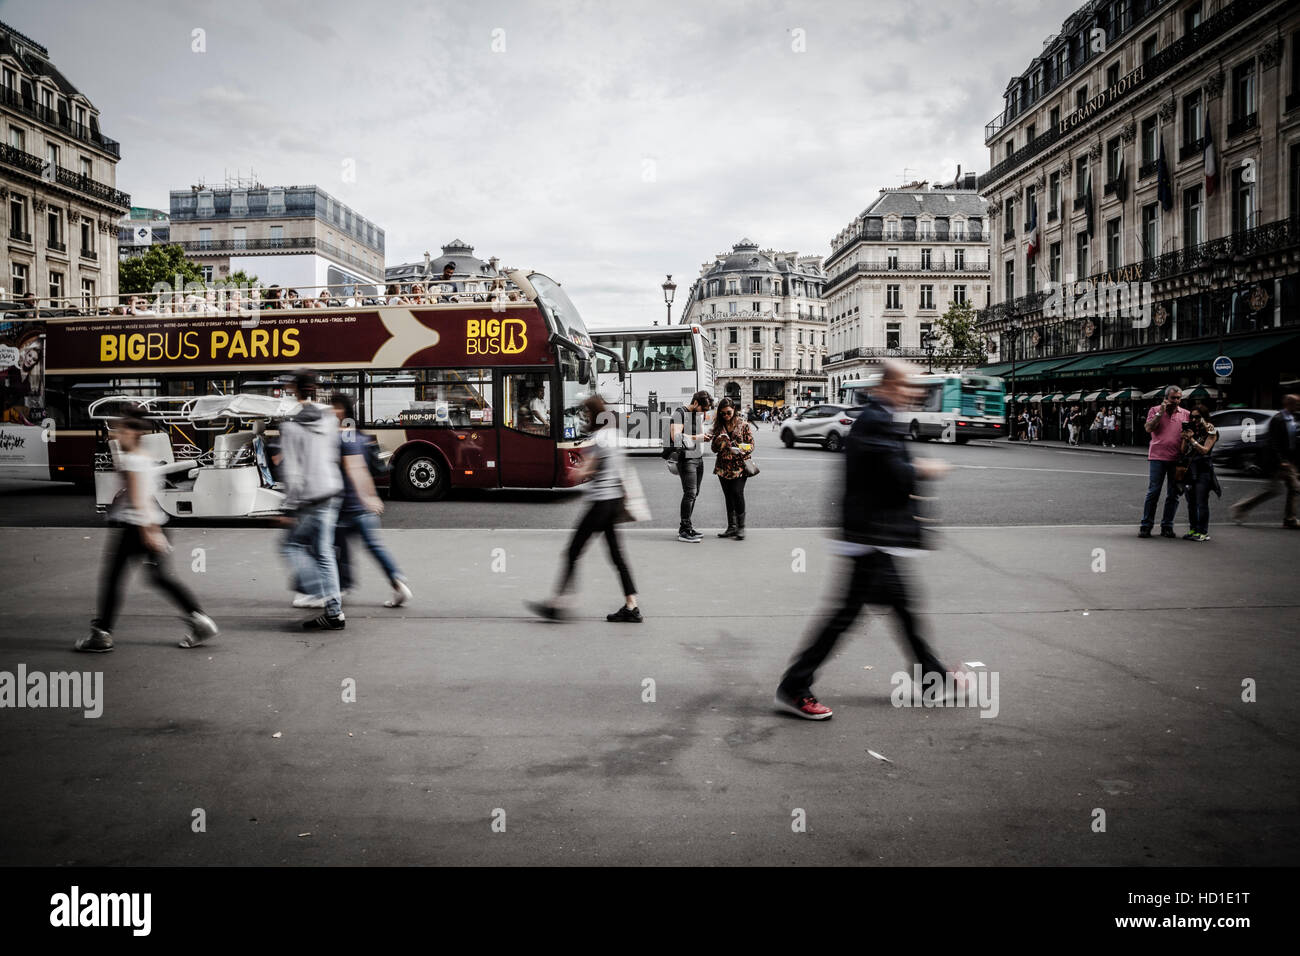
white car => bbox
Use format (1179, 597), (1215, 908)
(779, 403), (862, 452)
(1210, 408), (1276, 475)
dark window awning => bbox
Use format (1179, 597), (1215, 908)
(1048, 347), (1164, 377)
(972, 362), (1013, 377)
(1111, 332), (1299, 375)
(1006, 357), (1077, 379)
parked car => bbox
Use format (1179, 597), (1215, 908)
(1209, 408), (1276, 475)
(780, 403), (863, 451)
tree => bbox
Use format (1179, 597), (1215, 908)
(118, 244), (205, 296)
(931, 300), (988, 371)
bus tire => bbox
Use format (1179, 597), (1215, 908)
(824, 432), (843, 452)
(393, 449), (448, 501)
(781, 429), (795, 448)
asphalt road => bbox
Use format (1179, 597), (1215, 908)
(0, 438), (1274, 530)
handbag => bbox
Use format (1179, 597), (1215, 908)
(742, 458), (760, 477)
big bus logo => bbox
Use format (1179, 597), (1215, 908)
(467, 318), (527, 355)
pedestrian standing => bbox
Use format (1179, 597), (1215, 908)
(774, 360), (962, 720)
(1230, 394), (1300, 529)
(77, 413), (218, 652)
(1031, 409), (1043, 442)
(280, 369), (346, 629)
(1139, 386), (1189, 538)
(711, 398), (755, 541)
(1103, 407), (1117, 447)
(1181, 404), (1219, 541)
(330, 393), (413, 607)
(669, 389), (713, 543)
(1067, 405), (1082, 445)
(527, 394), (642, 622)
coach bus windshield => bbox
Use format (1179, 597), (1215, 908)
(528, 273), (596, 440)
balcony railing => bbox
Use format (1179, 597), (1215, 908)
(170, 236), (380, 275)
(1138, 159), (1158, 180)
(9, 229), (31, 242)
(1004, 227), (1016, 240)
(979, 215), (1300, 325)
(0, 86), (122, 158)
(1048, 208), (1059, 222)
(979, 0), (1269, 184)
(1179, 137), (1206, 162)
(823, 259), (990, 294)
(1226, 112), (1258, 138)
(47, 239), (66, 253)
(1073, 196), (1088, 210)
(0, 142), (130, 208)
(80, 248), (97, 260)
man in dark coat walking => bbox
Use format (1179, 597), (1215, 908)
(775, 360), (961, 720)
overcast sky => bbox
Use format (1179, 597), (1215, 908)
(8, 0), (1080, 327)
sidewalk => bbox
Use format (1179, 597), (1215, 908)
(1002, 437), (1148, 456)
(1, 525), (1296, 866)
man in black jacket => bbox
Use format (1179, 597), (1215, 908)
(775, 360), (958, 720)
(1230, 395), (1300, 528)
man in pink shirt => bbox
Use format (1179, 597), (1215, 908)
(1140, 385), (1190, 537)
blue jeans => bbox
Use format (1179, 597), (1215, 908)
(1184, 460), (1214, 535)
(1141, 460), (1182, 532)
(285, 497), (342, 616)
(336, 508), (403, 590)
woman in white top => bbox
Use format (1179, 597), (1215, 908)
(1102, 408), (1117, 447)
(77, 413), (219, 653)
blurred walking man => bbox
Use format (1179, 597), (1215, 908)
(280, 369), (345, 630)
(1231, 394), (1300, 529)
(774, 360), (960, 720)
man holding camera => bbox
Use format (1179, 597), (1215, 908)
(1140, 385), (1189, 538)
(669, 390), (713, 542)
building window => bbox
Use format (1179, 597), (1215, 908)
(885, 284), (901, 310)
(728, 301), (737, 314)
(752, 328), (761, 344)
(1142, 34), (1158, 63)
(81, 278), (95, 309)
(920, 285), (935, 310)
(1291, 144), (1300, 221)
(1076, 232), (1089, 279)
(1075, 85), (1088, 110)
(920, 247), (932, 270)
(1230, 165), (1256, 233)
(201, 265), (213, 282)
(79, 156), (92, 178)
(46, 206), (63, 251)
(1106, 137), (1122, 182)
(1182, 90), (1202, 146)
(198, 227), (212, 249)
(1183, 185), (1203, 247)
(1106, 62), (1120, 87)
(886, 323), (901, 350)
(728, 327), (738, 344)
(1106, 217), (1121, 269)
(1025, 254), (1036, 294)
(80, 219), (95, 256)
(953, 285), (967, 305)
(1184, 3), (1202, 37)
(269, 224), (283, 247)
(46, 142), (59, 170)
(232, 226), (247, 249)
(954, 248), (965, 270)
(1049, 105), (1060, 129)
(10, 262), (28, 295)
(1004, 259), (1015, 299)
(885, 219), (899, 239)
(728, 355), (738, 369)
(752, 353), (761, 370)
(1049, 241), (1062, 283)
(1141, 202), (1160, 258)
(1075, 157), (1088, 198)
(49, 271), (63, 303)
(1140, 115), (1157, 166)
(798, 329), (804, 345)
(8, 194), (28, 240)
(775, 328), (781, 344)
(1047, 171), (1061, 218)
(8, 126), (23, 150)
(1231, 60), (1256, 128)
(887, 248), (899, 270)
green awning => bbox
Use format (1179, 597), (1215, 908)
(1005, 357), (1076, 379)
(972, 363), (1013, 378)
(1112, 332), (1300, 375)
(1049, 347), (1164, 377)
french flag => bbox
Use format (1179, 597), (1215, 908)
(1204, 114), (1218, 198)
(1026, 197), (1040, 259)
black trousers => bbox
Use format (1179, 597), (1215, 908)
(779, 550), (943, 698)
(93, 525), (203, 632)
(557, 498), (637, 597)
(678, 456), (704, 528)
(718, 475), (747, 516)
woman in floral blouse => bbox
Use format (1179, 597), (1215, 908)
(711, 398), (755, 540)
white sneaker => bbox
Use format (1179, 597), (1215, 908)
(293, 593), (326, 609)
(385, 579), (413, 608)
(180, 611), (219, 649)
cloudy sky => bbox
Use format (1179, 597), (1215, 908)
(10, 0), (1079, 327)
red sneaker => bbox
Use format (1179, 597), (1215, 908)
(774, 693), (833, 720)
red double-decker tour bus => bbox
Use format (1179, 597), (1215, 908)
(0, 270), (616, 501)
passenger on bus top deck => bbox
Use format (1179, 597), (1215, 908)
(409, 283), (427, 305)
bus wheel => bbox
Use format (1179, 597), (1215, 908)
(781, 429), (795, 448)
(394, 451), (448, 501)
(824, 432), (843, 452)
(909, 421), (923, 441)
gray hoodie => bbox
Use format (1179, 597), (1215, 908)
(278, 402), (343, 510)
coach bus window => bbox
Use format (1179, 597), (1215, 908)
(503, 372), (552, 437)
(365, 368), (491, 428)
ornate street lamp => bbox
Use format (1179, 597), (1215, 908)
(661, 274), (677, 326)
(921, 329), (936, 374)
(1008, 311), (1022, 438)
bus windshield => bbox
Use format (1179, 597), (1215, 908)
(529, 273), (591, 350)
(528, 273), (596, 439)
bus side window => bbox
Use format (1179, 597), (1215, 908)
(924, 384), (943, 412)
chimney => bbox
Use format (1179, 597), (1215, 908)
(489, 256), (499, 272)
(423, 251), (431, 272)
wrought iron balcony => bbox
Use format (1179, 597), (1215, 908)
(0, 86), (122, 158)
(1179, 137), (1206, 162)
(1226, 112), (1258, 138)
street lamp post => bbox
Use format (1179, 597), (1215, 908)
(1007, 312), (1021, 440)
(921, 329), (936, 374)
(661, 274), (677, 326)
